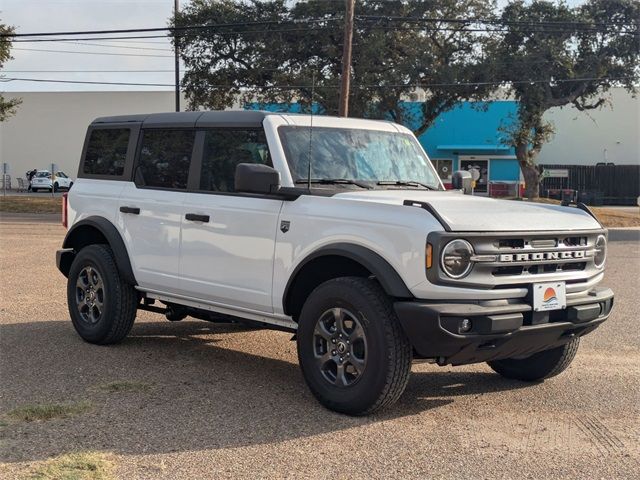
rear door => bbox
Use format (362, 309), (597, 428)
(179, 128), (283, 313)
(118, 127), (196, 293)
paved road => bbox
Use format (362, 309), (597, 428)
(0, 219), (638, 479)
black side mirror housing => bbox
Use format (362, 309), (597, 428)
(452, 170), (473, 195)
(235, 163), (281, 194)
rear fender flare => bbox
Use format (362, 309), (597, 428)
(61, 216), (136, 285)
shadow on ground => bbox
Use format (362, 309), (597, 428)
(0, 320), (527, 463)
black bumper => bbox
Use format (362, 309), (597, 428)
(394, 287), (614, 366)
(56, 248), (75, 277)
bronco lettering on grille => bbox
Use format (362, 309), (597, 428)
(499, 250), (586, 262)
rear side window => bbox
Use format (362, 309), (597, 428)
(83, 128), (130, 176)
(199, 129), (271, 192)
(136, 129), (196, 190)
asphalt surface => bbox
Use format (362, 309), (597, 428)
(0, 219), (638, 479)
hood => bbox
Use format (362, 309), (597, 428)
(333, 190), (602, 232)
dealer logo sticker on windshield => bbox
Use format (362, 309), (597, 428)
(533, 282), (566, 312)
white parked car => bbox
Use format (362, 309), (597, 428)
(31, 170), (74, 192)
(56, 111), (613, 415)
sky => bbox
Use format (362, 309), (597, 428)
(1, 0), (588, 92)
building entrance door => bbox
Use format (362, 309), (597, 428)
(460, 159), (489, 194)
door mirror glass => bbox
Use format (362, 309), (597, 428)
(452, 170), (473, 194)
(235, 163), (281, 194)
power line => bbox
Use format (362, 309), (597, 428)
(2, 70), (175, 73)
(68, 41), (172, 52)
(3, 76), (631, 89)
(10, 35), (172, 42)
(2, 16), (635, 42)
(12, 47), (173, 58)
(0, 18), (344, 38)
(1, 78), (175, 87)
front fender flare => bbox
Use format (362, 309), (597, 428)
(283, 243), (413, 314)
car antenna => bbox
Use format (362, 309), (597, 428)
(307, 72), (315, 191)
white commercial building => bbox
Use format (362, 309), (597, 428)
(0, 88), (638, 182)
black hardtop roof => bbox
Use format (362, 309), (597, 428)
(91, 110), (276, 128)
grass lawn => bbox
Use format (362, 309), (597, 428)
(524, 198), (640, 228)
(28, 451), (114, 480)
(0, 196), (62, 214)
(1, 195), (637, 227)
(6, 401), (93, 423)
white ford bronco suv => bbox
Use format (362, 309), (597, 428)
(57, 111), (613, 415)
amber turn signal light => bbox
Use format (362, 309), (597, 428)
(426, 243), (433, 269)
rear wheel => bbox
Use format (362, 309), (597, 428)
(487, 337), (580, 381)
(53, 182), (59, 192)
(67, 244), (138, 345)
(297, 277), (412, 415)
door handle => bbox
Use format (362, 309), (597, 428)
(120, 206), (140, 215)
(185, 213), (210, 223)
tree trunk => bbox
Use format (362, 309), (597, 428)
(515, 142), (541, 200)
(520, 163), (541, 200)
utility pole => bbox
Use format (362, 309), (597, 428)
(338, 0), (355, 117)
(174, 0), (180, 112)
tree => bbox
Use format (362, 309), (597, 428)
(172, 0), (497, 135)
(490, 0), (639, 199)
(0, 21), (20, 121)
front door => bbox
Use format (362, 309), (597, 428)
(118, 128), (196, 293)
(460, 159), (489, 194)
(179, 128), (282, 313)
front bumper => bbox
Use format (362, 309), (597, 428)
(394, 286), (614, 366)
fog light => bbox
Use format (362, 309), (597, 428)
(459, 318), (472, 333)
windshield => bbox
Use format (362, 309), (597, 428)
(278, 126), (441, 189)
(35, 171), (50, 178)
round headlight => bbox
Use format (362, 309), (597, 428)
(594, 234), (606, 268)
(441, 239), (474, 278)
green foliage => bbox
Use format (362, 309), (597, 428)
(6, 400), (93, 422)
(93, 380), (152, 393)
(29, 451), (114, 480)
(490, 0), (639, 197)
(0, 20), (21, 121)
(172, 0), (496, 134)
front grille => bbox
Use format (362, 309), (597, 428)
(427, 229), (605, 290)
(475, 233), (595, 280)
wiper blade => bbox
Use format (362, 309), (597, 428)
(295, 178), (372, 189)
(377, 180), (436, 190)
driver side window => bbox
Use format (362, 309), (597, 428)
(199, 129), (271, 193)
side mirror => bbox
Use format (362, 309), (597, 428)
(235, 163), (281, 194)
(452, 170), (473, 195)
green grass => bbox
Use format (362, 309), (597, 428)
(93, 380), (152, 393)
(6, 401), (92, 422)
(29, 452), (114, 480)
(0, 196), (61, 214)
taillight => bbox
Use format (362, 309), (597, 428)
(62, 192), (68, 228)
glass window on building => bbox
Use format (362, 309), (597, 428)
(432, 159), (453, 182)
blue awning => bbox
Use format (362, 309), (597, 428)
(437, 144), (511, 152)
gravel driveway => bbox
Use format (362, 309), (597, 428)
(1, 217), (638, 479)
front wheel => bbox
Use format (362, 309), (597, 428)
(67, 244), (138, 345)
(297, 277), (412, 415)
(53, 182), (59, 192)
(487, 337), (580, 381)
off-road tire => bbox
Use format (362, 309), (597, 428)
(487, 337), (580, 381)
(297, 277), (412, 416)
(67, 244), (138, 345)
